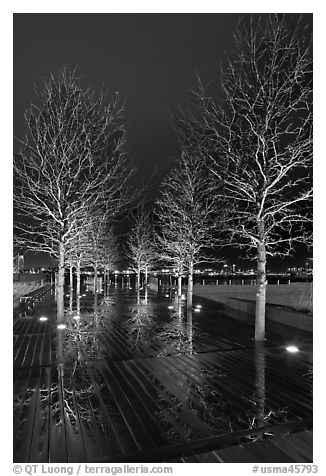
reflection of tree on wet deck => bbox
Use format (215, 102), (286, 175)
(13, 285), (312, 462)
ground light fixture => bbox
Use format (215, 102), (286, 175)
(39, 316), (48, 321)
(57, 324), (66, 330)
(196, 304), (202, 308)
(286, 345), (300, 353)
(194, 308), (201, 312)
(165, 294), (169, 298)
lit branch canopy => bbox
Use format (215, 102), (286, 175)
(173, 14), (312, 339)
(14, 67), (134, 320)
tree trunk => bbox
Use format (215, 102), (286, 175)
(254, 341), (266, 437)
(178, 275), (182, 297)
(94, 264), (98, 294)
(103, 268), (107, 296)
(144, 266), (148, 287)
(187, 260), (193, 309)
(137, 267), (141, 289)
(76, 294), (80, 315)
(69, 262), (73, 288)
(187, 308), (193, 354)
(57, 241), (65, 323)
(255, 239), (267, 341)
(76, 259), (81, 298)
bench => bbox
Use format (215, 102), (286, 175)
(19, 285), (51, 303)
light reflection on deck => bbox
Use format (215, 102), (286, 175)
(13, 283), (312, 463)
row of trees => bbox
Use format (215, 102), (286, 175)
(14, 68), (134, 322)
(123, 14), (313, 341)
(14, 14), (312, 340)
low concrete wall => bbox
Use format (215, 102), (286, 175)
(192, 284), (312, 332)
(224, 298), (312, 332)
(193, 283), (312, 313)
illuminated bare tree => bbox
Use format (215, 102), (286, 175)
(14, 67), (133, 322)
(65, 208), (94, 298)
(81, 215), (111, 294)
(101, 228), (120, 286)
(126, 206), (156, 289)
(156, 152), (225, 303)
(175, 15), (312, 339)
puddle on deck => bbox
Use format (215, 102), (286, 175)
(13, 282), (313, 463)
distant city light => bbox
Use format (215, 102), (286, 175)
(57, 324), (66, 330)
(286, 345), (299, 353)
(82, 294), (86, 297)
(39, 316), (48, 321)
(168, 306), (174, 309)
(196, 304), (202, 308)
(194, 308), (201, 312)
(165, 294), (169, 298)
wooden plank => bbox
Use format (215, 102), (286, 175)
(98, 362), (158, 451)
(66, 361), (108, 462)
(20, 335), (35, 368)
(285, 432), (313, 459)
(175, 353), (259, 423)
(13, 334), (25, 363)
(140, 358), (213, 439)
(243, 439), (297, 463)
(112, 361), (171, 448)
(29, 366), (51, 462)
(48, 364), (68, 463)
(189, 450), (221, 462)
(121, 359), (192, 445)
(186, 349), (312, 416)
(84, 362), (131, 458)
(13, 366), (42, 462)
(271, 433), (312, 462)
(199, 347), (312, 394)
(95, 418), (312, 463)
(25, 334), (41, 367)
(152, 354), (234, 429)
(214, 444), (258, 463)
(61, 364), (89, 463)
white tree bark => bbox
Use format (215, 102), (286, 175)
(57, 241), (65, 323)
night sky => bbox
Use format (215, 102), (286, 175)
(14, 14), (238, 180)
(13, 13), (311, 270)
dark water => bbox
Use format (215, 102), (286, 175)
(159, 274), (312, 286)
(13, 283), (313, 462)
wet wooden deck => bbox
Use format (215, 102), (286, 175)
(170, 430), (313, 463)
(13, 287), (313, 463)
